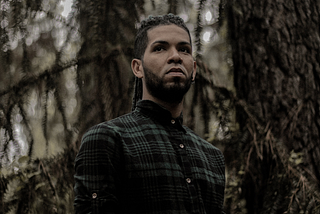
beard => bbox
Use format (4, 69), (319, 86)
(143, 65), (193, 104)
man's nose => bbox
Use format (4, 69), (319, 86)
(167, 49), (182, 64)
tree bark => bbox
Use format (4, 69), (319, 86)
(76, 0), (140, 139)
(226, 0), (320, 213)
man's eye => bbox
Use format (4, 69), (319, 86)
(179, 48), (190, 53)
(154, 46), (164, 51)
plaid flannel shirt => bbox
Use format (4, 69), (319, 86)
(74, 100), (225, 214)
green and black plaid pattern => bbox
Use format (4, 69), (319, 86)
(74, 100), (225, 214)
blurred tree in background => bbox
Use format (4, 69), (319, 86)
(0, 0), (319, 213)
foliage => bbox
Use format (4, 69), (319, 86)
(1, 155), (74, 214)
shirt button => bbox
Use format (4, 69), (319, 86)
(171, 119), (175, 124)
(179, 144), (184, 148)
(186, 178), (191, 183)
(92, 193), (97, 199)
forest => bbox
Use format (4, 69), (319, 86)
(0, 0), (319, 213)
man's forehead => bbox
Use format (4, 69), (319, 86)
(146, 24), (191, 44)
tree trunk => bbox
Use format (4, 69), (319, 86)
(76, 0), (141, 139)
(226, 0), (320, 213)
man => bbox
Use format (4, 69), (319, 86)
(74, 14), (225, 213)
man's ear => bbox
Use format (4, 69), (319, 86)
(131, 59), (143, 78)
(192, 60), (197, 81)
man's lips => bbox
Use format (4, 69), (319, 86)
(166, 68), (185, 75)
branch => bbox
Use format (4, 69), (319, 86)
(0, 57), (94, 98)
(39, 160), (58, 200)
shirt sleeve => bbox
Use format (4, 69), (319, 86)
(73, 124), (122, 214)
(219, 150), (226, 213)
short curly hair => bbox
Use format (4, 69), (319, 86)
(133, 14), (191, 60)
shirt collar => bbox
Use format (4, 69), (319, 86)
(135, 100), (185, 130)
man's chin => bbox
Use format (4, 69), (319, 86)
(164, 81), (187, 89)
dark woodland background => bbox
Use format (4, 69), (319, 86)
(0, 0), (319, 213)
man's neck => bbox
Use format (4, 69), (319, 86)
(142, 97), (183, 118)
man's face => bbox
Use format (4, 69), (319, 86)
(140, 24), (196, 104)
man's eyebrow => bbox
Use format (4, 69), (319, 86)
(151, 40), (191, 46)
(151, 40), (169, 46)
(178, 41), (192, 46)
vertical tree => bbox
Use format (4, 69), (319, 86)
(224, 0), (320, 213)
(75, 0), (143, 141)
